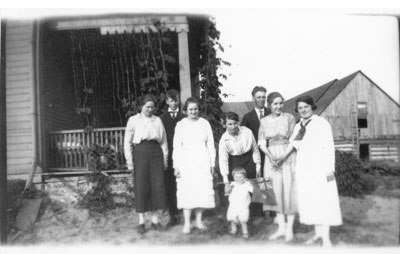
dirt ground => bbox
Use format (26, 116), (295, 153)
(3, 174), (399, 251)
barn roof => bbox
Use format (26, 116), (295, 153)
(222, 70), (400, 121)
(221, 100), (253, 121)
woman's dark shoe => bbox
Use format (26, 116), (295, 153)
(166, 217), (178, 227)
(151, 223), (164, 231)
(137, 224), (146, 235)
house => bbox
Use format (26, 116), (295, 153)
(222, 71), (400, 162)
(2, 13), (212, 178)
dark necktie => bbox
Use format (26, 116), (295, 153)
(259, 110), (263, 120)
(294, 119), (312, 140)
(170, 112), (176, 119)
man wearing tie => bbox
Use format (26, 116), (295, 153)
(159, 89), (185, 227)
(241, 86), (272, 221)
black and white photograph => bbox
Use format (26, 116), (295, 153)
(0, 1), (399, 253)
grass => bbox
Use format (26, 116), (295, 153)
(6, 160), (400, 246)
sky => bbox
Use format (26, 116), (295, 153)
(1, 7), (400, 104)
(213, 9), (400, 103)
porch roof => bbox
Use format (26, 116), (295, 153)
(53, 15), (189, 34)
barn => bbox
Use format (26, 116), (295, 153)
(2, 13), (213, 178)
(222, 71), (400, 162)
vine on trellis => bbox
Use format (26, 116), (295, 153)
(197, 17), (231, 144)
(70, 17), (230, 141)
(70, 21), (177, 128)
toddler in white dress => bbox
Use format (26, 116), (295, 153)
(225, 167), (254, 238)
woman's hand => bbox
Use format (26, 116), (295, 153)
(326, 172), (335, 182)
(224, 183), (232, 196)
(210, 166), (215, 175)
(174, 168), (181, 178)
(274, 156), (285, 167)
(266, 153), (279, 168)
(256, 163), (262, 178)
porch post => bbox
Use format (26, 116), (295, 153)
(178, 31), (192, 106)
(0, 20), (8, 244)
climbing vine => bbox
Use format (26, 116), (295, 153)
(69, 16), (230, 140)
(197, 17), (231, 144)
(70, 21), (178, 128)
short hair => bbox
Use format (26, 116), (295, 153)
(224, 111), (239, 123)
(267, 92), (284, 105)
(294, 95), (317, 113)
(138, 94), (156, 110)
(165, 89), (180, 101)
(251, 86), (267, 97)
(232, 167), (247, 178)
(183, 97), (200, 111)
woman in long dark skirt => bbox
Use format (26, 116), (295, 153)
(124, 94), (168, 235)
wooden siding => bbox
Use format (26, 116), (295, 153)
(321, 73), (400, 139)
(5, 21), (35, 175)
(370, 144), (399, 162)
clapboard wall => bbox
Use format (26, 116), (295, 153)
(5, 20), (35, 175)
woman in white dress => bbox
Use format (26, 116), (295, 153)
(173, 97), (216, 234)
(276, 95), (342, 247)
(258, 92), (297, 242)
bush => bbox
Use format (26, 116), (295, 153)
(363, 161), (400, 176)
(335, 150), (375, 197)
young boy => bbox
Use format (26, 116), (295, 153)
(159, 89), (185, 227)
(225, 167), (254, 238)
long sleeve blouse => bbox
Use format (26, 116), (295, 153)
(123, 113), (168, 169)
(218, 126), (261, 177)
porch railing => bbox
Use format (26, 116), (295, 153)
(48, 127), (126, 171)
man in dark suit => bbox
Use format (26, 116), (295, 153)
(159, 89), (185, 227)
(241, 86), (273, 222)
(241, 86), (271, 141)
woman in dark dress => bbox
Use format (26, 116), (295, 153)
(124, 94), (168, 235)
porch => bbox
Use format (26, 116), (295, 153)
(37, 14), (210, 176)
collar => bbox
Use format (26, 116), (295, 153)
(300, 114), (315, 124)
(223, 127), (243, 141)
(168, 108), (179, 113)
(139, 113), (154, 119)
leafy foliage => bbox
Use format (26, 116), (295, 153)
(70, 22), (178, 128)
(335, 150), (376, 197)
(79, 144), (117, 212)
(196, 17), (231, 147)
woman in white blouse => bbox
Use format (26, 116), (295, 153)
(276, 96), (342, 247)
(124, 94), (168, 235)
(173, 97), (216, 234)
(219, 111), (261, 183)
(218, 111), (261, 219)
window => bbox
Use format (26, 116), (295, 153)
(357, 102), (368, 115)
(358, 118), (368, 128)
